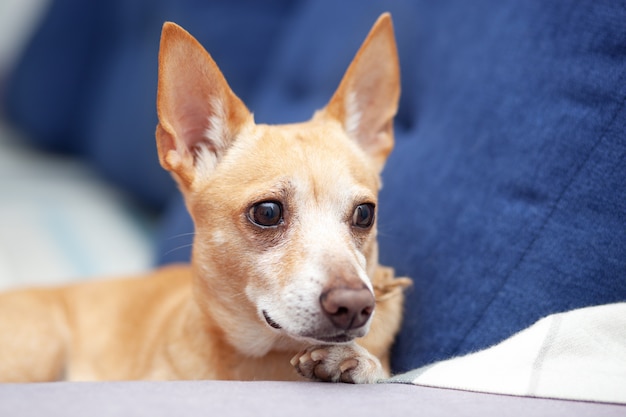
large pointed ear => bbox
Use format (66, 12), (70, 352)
(322, 13), (400, 172)
(156, 22), (253, 189)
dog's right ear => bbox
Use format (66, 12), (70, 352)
(156, 22), (253, 189)
(321, 13), (400, 174)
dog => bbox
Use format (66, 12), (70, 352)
(0, 13), (410, 384)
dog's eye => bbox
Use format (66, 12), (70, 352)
(249, 201), (283, 227)
(352, 203), (375, 229)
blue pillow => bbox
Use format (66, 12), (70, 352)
(379, 1), (626, 372)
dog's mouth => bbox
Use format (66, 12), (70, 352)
(262, 310), (355, 344)
(262, 310), (282, 329)
(313, 334), (355, 344)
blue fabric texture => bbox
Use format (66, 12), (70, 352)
(3, 0), (625, 374)
(377, 1), (626, 371)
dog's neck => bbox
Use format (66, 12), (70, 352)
(152, 272), (302, 381)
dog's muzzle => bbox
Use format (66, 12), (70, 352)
(261, 284), (375, 344)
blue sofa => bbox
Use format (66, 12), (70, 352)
(3, 0), (625, 410)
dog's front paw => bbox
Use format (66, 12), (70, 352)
(290, 343), (386, 384)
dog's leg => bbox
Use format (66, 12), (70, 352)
(0, 289), (67, 381)
(291, 343), (387, 384)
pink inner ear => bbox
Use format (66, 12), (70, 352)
(161, 63), (216, 156)
(176, 104), (214, 153)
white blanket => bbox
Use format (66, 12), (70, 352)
(390, 303), (626, 404)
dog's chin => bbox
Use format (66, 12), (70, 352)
(262, 310), (361, 344)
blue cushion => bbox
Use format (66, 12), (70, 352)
(379, 1), (626, 372)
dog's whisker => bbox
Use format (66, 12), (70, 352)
(163, 244), (194, 256)
(164, 232), (196, 240)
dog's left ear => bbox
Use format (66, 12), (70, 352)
(322, 13), (400, 172)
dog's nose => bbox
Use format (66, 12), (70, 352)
(320, 287), (375, 330)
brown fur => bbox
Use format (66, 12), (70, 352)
(0, 13), (410, 383)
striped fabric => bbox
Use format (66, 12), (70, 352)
(389, 303), (626, 404)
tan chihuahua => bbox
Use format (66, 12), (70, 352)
(0, 13), (410, 383)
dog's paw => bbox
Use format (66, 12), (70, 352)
(290, 343), (386, 384)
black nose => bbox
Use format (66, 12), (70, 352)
(320, 287), (375, 330)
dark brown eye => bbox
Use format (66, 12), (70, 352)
(249, 201), (283, 227)
(352, 203), (375, 229)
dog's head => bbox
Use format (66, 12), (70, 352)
(156, 14), (400, 354)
